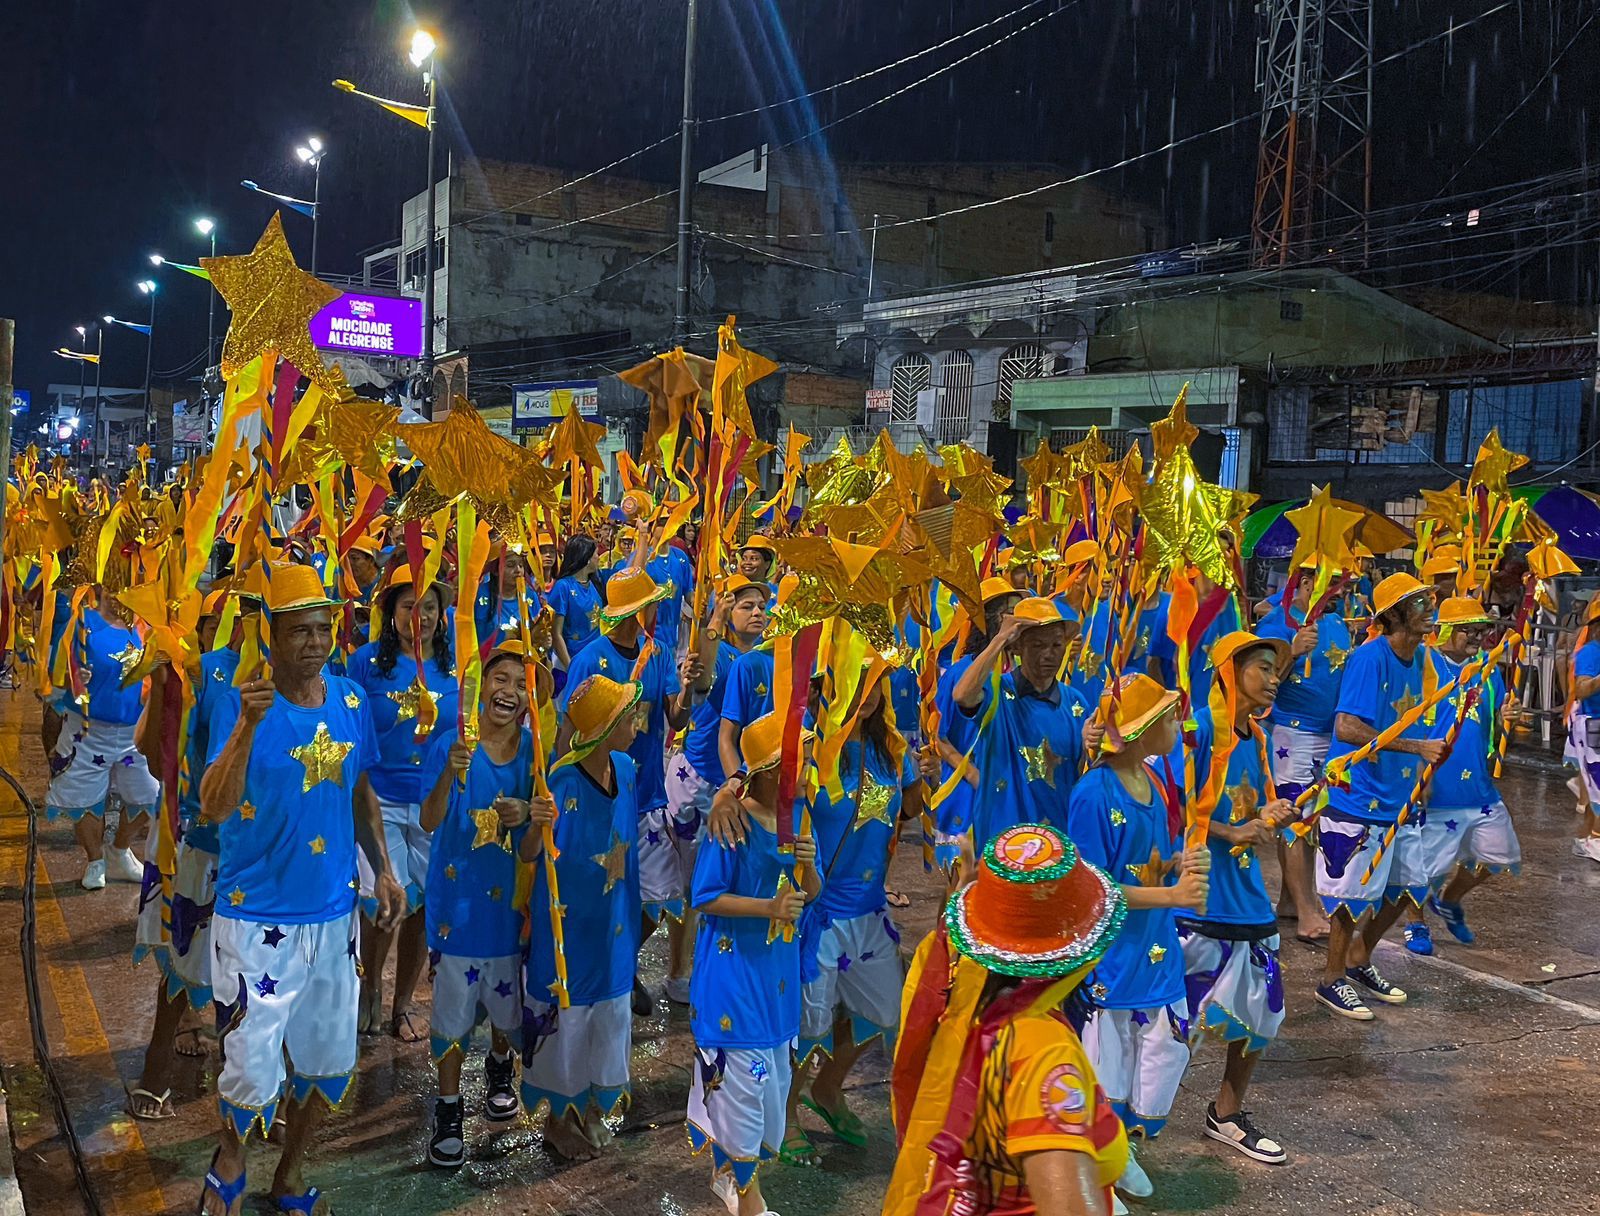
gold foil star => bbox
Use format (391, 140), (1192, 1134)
(110, 641), (144, 681)
(592, 830), (629, 893)
(1110, 809), (1126, 827)
(1224, 781), (1260, 825)
(855, 773), (896, 828)
(344, 692), (361, 709)
(1071, 701), (1086, 718)
(717, 935), (733, 954)
(388, 680), (442, 723)
(1325, 644), (1349, 673)
(1091, 982), (1109, 1001)
(1020, 740), (1063, 789)
(755, 683), (768, 698)
(1126, 846), (1177, 888)
(444, 864), (457, 880)
(1148, 944), (1168, 964)
(229, 887), (246, 907)
(1391, 688), (1421, 716)
(471, 808), (512, 852)
(237, 801), (256, 822)
(767, 871), (797, 944)
(202, 212), (341, 390)
(309, 835), (325, 855)
(1460, 767), (1473, 781)
(719, 1015), (733, 1032)
(290, 722), (355, 792)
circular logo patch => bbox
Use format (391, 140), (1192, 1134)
(991, 825), (1067, 875)
(1040, 1063), (1089, 1131)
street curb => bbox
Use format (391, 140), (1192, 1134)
(0, 1078), (24, 1216)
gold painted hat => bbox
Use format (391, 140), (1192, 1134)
(265, 564), (341, 614)
(563, 674), (643, 761)
(740, 710), (815, 777)
(1437, 596), (1494, 629)
(1010, 595), (1082, 641)
(1372, 571), (1431, 617)
(1103, 672), (1181, 751)
(1209, 629), (1290, 674)
(599, 567), (671, 627)
(979, 576), (1019, 604)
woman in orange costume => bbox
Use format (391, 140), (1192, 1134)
(887, 823), (1128, 1216)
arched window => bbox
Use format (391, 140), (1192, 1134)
(994, 342), (1052, 420)
(937, 350), (975, 444)
(889, 352), (931, 423)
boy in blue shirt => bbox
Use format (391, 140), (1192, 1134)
(419, 642), (555, 1168)
(1315, 573), (1446, 1022)
(1180, 633), (1298, 1166)
(1067, 673), (1209, 1209)
(687, 712), (820, 1216)
(523, 674), (643, 1161)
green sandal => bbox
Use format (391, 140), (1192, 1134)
(778, 1127), (821, 1166)
(802, 1096), (867, 1147)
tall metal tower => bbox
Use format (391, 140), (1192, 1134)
(1251, 0), (1374, 268)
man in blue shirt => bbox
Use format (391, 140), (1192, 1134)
(195, 565), (405, 1216)
(1315, 573), (1446, 1023)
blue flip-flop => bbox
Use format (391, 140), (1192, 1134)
(198, 1150), (246, 1215)
(273, 1186), (329, 1214)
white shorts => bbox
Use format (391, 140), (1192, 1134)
(1315, 813), (1431, 917)
(1420, 801), (1521, 880)
(133, 813), (217, 1010)
(520, 992), (632, 1120)
(45, 718), (158, 821)
(428, 952), (522, 1061)
(799, 909), (903, 1062)
(358, 798), (429, 915)
(1179, 928), (1284, 1054)
(687, 1042), (793, 1191)
(643, 752), (718, 919)
(1565, 714), (1597, 796)
(1082, 1003), (1191, 1139)
(212, 911), (359, 1140)
(1269, 724), (1331, 805)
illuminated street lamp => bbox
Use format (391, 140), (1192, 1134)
(137, 280), (159, 454)
(294, 137), (327, 272)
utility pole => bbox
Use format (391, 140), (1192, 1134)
(143, 290), (157, 461)
(421, 55), (439, 417)
(0, 320), (13, 556)
(673, 0), (699, 346)
(311, 155), (323, 275)
(92, 326), (103, 473)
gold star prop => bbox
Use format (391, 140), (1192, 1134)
(202, 213), (342, 390)
(1467, 427), (1529, 497)
(388, 680), (443, 724)
(1020, 740), (1063, 789)
(855, 773), (897, 828)
(1284, 484), (1362, 586)
(592, 831), (630, 894)
(471, 808), (512, 852)
(1126, 846), (1177, 888)
(1149, 386), (1199, 461)
(290, 722), (356, 792)
(397, 400), (562, 529)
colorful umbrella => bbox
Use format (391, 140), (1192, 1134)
(1511, 485), (1600, 562)
(1241, 497), (1413, 560)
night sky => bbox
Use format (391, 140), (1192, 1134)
(4, 0), (1595, 404)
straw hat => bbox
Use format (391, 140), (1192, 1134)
(1103, 672), (1181, 750)
(720, 573), (768, 600)
(1420, 554), (1458, 580)
(740, 535), (777, 556)
(1437, 596), (1494, 630)
(1209, 630), (1290, 675)
(1010, 595), (1082, 641)
(563, 674), (642, 763)
(599, 568), (671, 627)
(1062, 539), (1100, 567)
(265, 564), (341, 615)
(979, 575), (1020, 604)
(1371, 571), (1431, 617)
(739, 711), (815, 777)
(946, 824), (1126, 978)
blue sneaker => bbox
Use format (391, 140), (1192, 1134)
(1403, 921), (1433, 955)
(1430, 897), (1475, 944)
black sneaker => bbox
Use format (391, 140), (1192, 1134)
(631, 977), (654, 1017)
(1346, 963), (1408, 1004)
(484, 1052), (518, 1123)
(1205, 1103), (1287, 1164)
(428, 1097), (465, 1168)
(1314, 978), (1374, 1021)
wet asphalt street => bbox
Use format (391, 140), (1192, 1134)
(3, 692), (1599, 1216)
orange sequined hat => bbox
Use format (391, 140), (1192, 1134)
(946, 823), (1126, 978)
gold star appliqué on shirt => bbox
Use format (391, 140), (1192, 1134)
(387, 680), (441, 723)
(591, 831), (630, 893)
(471, 808), (512, 852)
(308, 835), (325, 855)
(290, 723), (355, 793)
(1019, 740), (1063, 789)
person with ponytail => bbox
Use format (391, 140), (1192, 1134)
(1176, 632), (1299, 1166)
(346, 571), (460, 1041)
(549, 535), (604, 674)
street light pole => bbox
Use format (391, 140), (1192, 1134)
(74, 327), (88, 422)
(93, 325), (104, 472)
(421, 58), (439, 416)
(312, 156), (323, 274)
(139, 284), (158, 462)
(673, 0), (699, 346)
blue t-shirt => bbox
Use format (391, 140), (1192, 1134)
(345, 643), (460, 805)
(476, 577), (542, 649)
(1576, 641), (1600, 717)
(549, 576), (602, 659)
(421, 728), (534, 958)
(684, 641), (739, 785)
(1257, 607), (1353, 734)
(689, 820), (802, 1049)
(722, 647), (776, 732)
(1067, 600), (1117, 705)
(1186, 597), (1242, 707)
(646, 549), (695, 658)
(74, 609), (145, 724)
(180, 647), (242, 849)
(934, 657), (980, 844)
(1323, 636), (1429, 825)
(562, 633), (680, 812)
(1425, 651), (1504, 810)
(208, 676), (379, 925)
(529, 753), (642, 1005)
(1134, 592), (1177, 687)
(1184, 709), (1275, 926)
(888, 665), (921, 741)
(965, 671), (1088, 845)
(808, 739), (916, 921)
(1066, 763), (1186, 1010)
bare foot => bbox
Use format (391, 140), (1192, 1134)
(545, 1111), (600, 1161)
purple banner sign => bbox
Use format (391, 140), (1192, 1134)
(309, 292), (423, 359)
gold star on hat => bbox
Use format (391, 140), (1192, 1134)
(1020, 740), (1063, 789)
(591, 830), (629, 893)
(471, 808), (512, 852)
(290, 722), (355, 792)
(202, 213), (341, 390)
